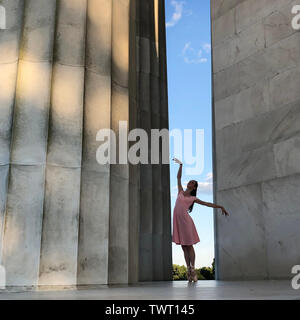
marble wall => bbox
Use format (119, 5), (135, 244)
(0, 0), (172, 286)
(211, 0), (300, 279)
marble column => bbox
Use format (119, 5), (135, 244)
(137, 0), (172, 281)
(0, 0), (172, 286)
(159, 0), (173, 281)
(77, 0), (112, 285)
(137, 0), (153, 281)
(108, 0), (130, 284)
(0, 0), (24, 266)
(2, 0), (56, 286)
(38, 0), (87, 286)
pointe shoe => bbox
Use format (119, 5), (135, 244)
(187, 266), (193, 282)
(190, 266), (198, 282)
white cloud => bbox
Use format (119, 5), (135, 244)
(170, 173), (213, 197)
(182, 41), (191, 55)
(181, 41), (209, 64)
(184, 57), (208, 64)
(166, 1), (185, 28)
(197, 172), (213, 194)
(206, 172), (213, 181)
(202, 43), (211, 53)
(183, 53), (207, 64)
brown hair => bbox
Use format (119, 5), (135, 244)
(188, 180), (198, 213)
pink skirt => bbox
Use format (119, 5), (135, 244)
(172, 192), (200, 245)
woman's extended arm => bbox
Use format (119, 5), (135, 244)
(194, 198), (229, 216)
(173, 158), (183, 193)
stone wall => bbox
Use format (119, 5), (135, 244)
(0, 0), (172, 286)
(211, 0), (300, 279)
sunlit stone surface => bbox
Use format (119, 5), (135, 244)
(0, 280), (299, 300)
(212, 0), (300, 280)
(0, 0), (172, 286)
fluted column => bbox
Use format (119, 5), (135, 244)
(137, 0), (153, 281)
(137, 0), (171, 282)
(108, 0), (130, 284)
(2, 0), (56, 286)
(159, 0), (172, 280)
(77, 0), (112, 285)
(128, 0), (139, 284)
(38, 0), (87, 286)
(0, 0), (24, 265)
(0, 0), (171, 286)
(150, 0), (164, 281)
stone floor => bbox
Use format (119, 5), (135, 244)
(0, 280), (299, 300)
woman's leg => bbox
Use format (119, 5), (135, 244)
(187, 245), (195, 267)
(187, 245), (198, 281)
(181, 245), (191, 267)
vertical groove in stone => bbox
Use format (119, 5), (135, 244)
(210, 1), (219, 280)
(138, 0), (153, 281)
(77, 0), (112, 285)
(128, 0), (140, 284)
(108, 0), (130, 284)
(0, 0), (24, 265)
(1, 0), (57, 286)
(150, 0), (164, 281)
(159, 0), (173, 280)
(38, 0), (87, 286)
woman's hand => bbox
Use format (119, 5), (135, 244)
(172, 158), (183, 165)
(174, 158), (183, 192)
(221, 207), (229, 216)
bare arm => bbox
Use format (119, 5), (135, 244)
(194, 198), (221, 208)
(173, 158), (183, 193)
(194, 198), (229, 216)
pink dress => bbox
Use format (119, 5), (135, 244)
(172, 190), (200, 245)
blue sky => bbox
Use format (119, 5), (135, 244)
(165, 0), (214, 268)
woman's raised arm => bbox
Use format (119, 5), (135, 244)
(173, 158), (183, 194)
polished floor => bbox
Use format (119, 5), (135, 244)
(0, 280), (300, 300)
